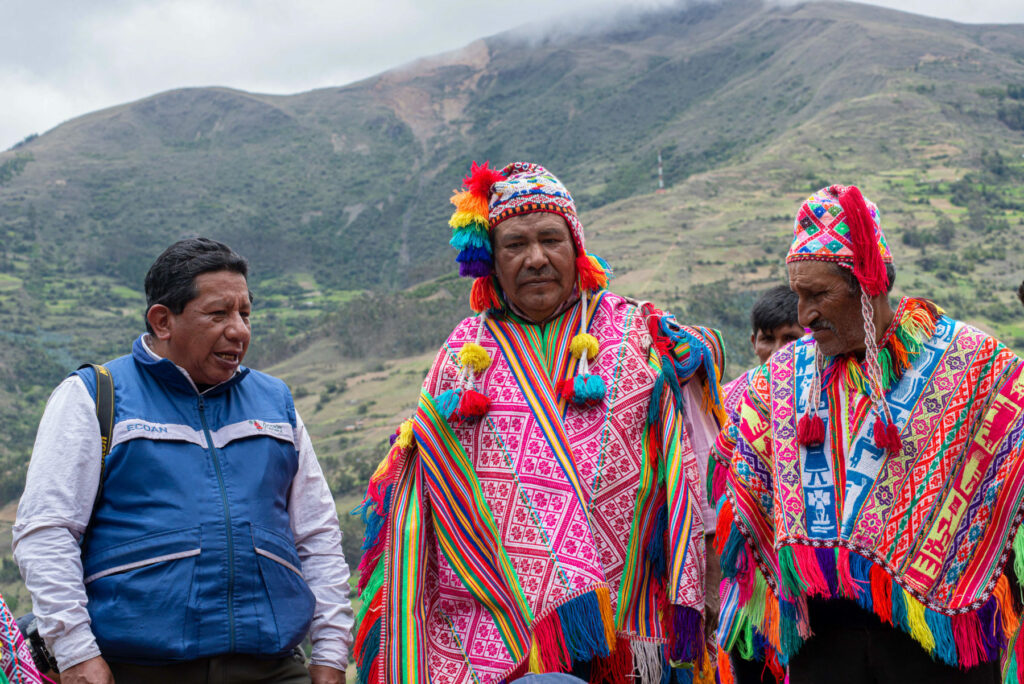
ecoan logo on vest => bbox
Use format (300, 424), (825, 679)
(125, 423), (169, 433)
(250, 420), (284, 435)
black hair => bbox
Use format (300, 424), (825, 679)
(831, 262), (897, 297)
(144, 237), (249, 334)
(751, 285), (800, 335)
(1018, 280), (1024, 308)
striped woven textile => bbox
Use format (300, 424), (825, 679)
(709, 298), (1024, 681)
(355, 291), (725, 683)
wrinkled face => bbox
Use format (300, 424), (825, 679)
(155, 270), (252, 386)
(492, 212), (577, 323)
(751, 323), (806, 364)
(787, 260), (864, 358)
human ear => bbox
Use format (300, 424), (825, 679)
(146, 305), (174, 341)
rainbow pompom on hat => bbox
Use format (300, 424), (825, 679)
(786, 184), (903, 456)
(439, 161), (613, 422)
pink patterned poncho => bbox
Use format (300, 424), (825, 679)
(355, 290), (726, 684)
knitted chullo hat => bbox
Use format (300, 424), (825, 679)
(785, 185), (901, 454)
(449, 161), (611, 312)
(440, 162), (613, 421)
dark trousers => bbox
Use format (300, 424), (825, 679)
(734, 599), (1000, 684)
(108, 652), (310, 684)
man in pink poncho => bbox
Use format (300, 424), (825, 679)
(352, 162), (727, 684)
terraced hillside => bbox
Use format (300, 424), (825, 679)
(0, 0), (1023, 534)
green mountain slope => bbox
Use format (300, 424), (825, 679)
(0, 0), (1023, 511)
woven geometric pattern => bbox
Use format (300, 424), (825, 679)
(413, 292), (707, 682)
(786, 185), (892, 265)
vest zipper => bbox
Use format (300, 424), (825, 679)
(198, 395), (236, 651)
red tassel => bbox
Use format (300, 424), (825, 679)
(532, 611), (571, 672)
(470, 276), (501, 313)
(886, 422), (902, 453)
(873, 416), (888, 449)
(576, 254), (608, 291)
(555, 377), (575, 403)
(589, 635), (631, 684)
(793, 544), (830, 597)
(837, 185), (888, 297)
(837, 548), (860, 600)
(463, 161), (506, 199)
(711, 463), (728, 508)
(714, 499), (734, 555)
(737, 543), (755, 605)
(766, 648), (785, 684)
(352, 589), (382, 657)
(870, 564), (893, 625)
(953, 611), (985, 669)
(457, 388), (490, 418)
(797, 414), (825, 446)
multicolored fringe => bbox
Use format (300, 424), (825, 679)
(642, 304), (727, 429)
(470, 276), (503, 313)
(710, 464), (1023, 674)
(577, 253), (612, 292)
(1003, 527), (1024, 683)
(352, 422), (415, 684)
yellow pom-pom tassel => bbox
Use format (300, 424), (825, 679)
(448, 210), (489, 230)
(459, 342), (491, 374)
(569, 333), (600, 361)
(395, 419), (415, 450)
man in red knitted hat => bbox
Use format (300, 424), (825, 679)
(709, 185), (1024, 683)
(352, 162), (727, 683)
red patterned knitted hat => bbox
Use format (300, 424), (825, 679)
(787, 184), (892, 297)
(448, 161), (611, 313)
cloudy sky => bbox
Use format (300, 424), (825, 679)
(2, 0), (1023, 151)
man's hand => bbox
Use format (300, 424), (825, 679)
(60, 656), (114, 684)
(309, 664), (345, 684)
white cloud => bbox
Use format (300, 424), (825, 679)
(1, 0), (1022, 150)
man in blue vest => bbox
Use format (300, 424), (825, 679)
(14, 238), (353, 684)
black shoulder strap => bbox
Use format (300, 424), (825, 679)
(78, 363), (114, 482)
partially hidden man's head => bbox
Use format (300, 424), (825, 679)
(785, 184), (894, 358)
(447, 162), (611, 322)
(144, 237), (252, 386)
(750, 285), (803, 364)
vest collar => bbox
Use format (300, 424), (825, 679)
(132, 334), (249, 396)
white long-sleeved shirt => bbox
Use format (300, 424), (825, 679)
(12, 342), (354, 671)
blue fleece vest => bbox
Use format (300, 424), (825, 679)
(75, 336), (315, 664)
